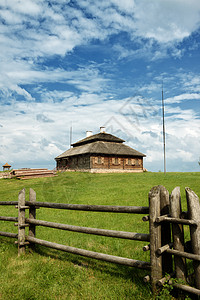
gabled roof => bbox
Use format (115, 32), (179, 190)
(72, 132), (124, 147)
(55, 141), (146, 159)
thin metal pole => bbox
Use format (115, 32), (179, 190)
(70, 123), (72, 148)
(162, 83), (166, 174)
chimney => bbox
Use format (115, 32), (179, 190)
(86, 131), (93, 137)
(100, 126), (105, 133)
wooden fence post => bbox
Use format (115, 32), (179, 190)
(149, 186), (162, 293)
(170, 187), (186, 281)
(160, 185), (172, 274)
(18, 188), (26, 256)
(185, 187), (200, 289)
(29, 188), (36, 251)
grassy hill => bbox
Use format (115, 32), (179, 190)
(0, 172), (199, 299)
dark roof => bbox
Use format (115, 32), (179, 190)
(55, 141), (146, 159)
(72, 132), (124, 147)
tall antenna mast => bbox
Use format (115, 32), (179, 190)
(162, 82), (166, 174)
(70, 123), (72, 148)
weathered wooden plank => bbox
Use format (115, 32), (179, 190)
(25, 218), (150, 241)
(0, 216), (18, 222)
(149, 186), (162, 293)
(173, 283), (200, 296)
(156, 215), (197, 226)
(185, 187), (200, 289)
(166, 248), (200, 262)
(11, 169), (55, 180)
(20, 174), (55, 180)
(0, 231), (17, 238)
(18, 188), (26, 255)
(0, 201), (18, 206)
(25, 201), (149, 214)
(170, 187), (186, 282)
(26, 236), (151, 269)
(160, 185), (172, 274)
(15, 170), (51, 174)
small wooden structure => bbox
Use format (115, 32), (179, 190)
(55, 127), (146, 172)
(10, 168), (56, 180)
(2, 163), (11, 171)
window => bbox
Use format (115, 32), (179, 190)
(98, 156), (102, 164)
(112, 157), (119, 165)
(128, 158), (131, 165)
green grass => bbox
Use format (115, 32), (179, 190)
(0, 172), (199, 299)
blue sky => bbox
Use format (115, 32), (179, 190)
(0, 0), (200, 172)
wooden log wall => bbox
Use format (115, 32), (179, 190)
(91, 156), (143, 171)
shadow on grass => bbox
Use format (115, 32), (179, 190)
(33, 243), (151, 288)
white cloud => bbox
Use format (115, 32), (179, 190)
(1, 0), (199, 64)
(132, 0), (200, 43)
(0, 93), (199, 171)
(165, 93), (200, 104)
(0, 62), (110, 101)
(0, 0), (199, 101)
(0, 1), (200, 171)
(180, 74), (200, 93)
(1, 0), (41, 16)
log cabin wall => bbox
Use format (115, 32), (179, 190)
(56, 155), (91, 170)
(57, 155), (143, 171)
(91, 156), (143, 171)
(56, 158), (67, 170)
(68, 155), (91, 169)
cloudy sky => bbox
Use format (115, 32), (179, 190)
(0, 0), (200, 172)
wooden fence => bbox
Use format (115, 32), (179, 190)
(0, 185), (200, 297)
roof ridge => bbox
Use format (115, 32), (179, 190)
(72, 132), (125, 147)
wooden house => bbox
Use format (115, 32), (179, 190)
(55, 127), (146, 173)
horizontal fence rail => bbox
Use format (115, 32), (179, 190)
(26, 236), (151, 270)
(25, 201), (149, 214)
(166, 248), (200, 261)
(1, 186), (200, 297)
(0, 216), (18, 222)
(0, 201), (19, 239)
(11, 188), (151, 275)
(156, 215), (198, 226)
(0, 201), (18, 206)
(25, 218), (150, 241)
(0, 231), (17, 238)
(173, 283), (200, 296)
